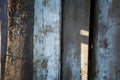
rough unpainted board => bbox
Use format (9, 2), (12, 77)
(94, 0), (120, 80)
(34, 0), (61, 80)
(4, 0), (34, 80)
(62, 0), (90, 80)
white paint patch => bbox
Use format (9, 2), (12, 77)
(80, 30), (89, 37)
(80, 43), (88, 80)
(34, 0), (61, 80)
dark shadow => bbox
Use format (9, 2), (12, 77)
(88, 0), (98, 79)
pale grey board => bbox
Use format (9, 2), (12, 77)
(94, 0), (120, 80)
(34, 0), (61, 80)
(62, 0), (90, 80)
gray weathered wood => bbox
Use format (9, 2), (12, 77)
(0, 0), (8, 80)
(5, 0), (34, 80)
(62, 0), (90, 80)
(33, 0), (61, 80)
(94, 0), (120, 79)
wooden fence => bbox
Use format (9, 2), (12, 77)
(0, 0), (120, 80)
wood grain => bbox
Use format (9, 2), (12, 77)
(62, 0), (90, 80)
(33, 0), (61, 80)
(94, 0), (120, 79)
(4, 0), (34, 80)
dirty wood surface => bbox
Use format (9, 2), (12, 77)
(33, 0), (61, 80)
(4, 0), (34, 80)
(62, 0), (90, 80)
(94, 0), (120, 80)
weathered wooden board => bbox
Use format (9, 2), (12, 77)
(62, 0), (90, 80)
(33, 0), (61, 80)
(4, 0), (34, 80)
(0, 0), (8, 80)
(94, 0), (120, 79)
(0, 2), (1, 79)
(0, 18), (1, 80)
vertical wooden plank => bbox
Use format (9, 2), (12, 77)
(4, 0), (34, 80)
(0, 18), (1, 80)
(0, 2), (1, 79)
(33, 0), (61, 80)
(94, 0), (120, 79)
(0, 0), (8, 80)
(62, 0), (90, 80)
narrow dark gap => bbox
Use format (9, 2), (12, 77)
(60, 0), (64, 80)
(88, 0), (96, 80)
